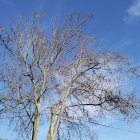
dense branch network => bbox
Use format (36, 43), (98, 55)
(0, 12), (140, 140)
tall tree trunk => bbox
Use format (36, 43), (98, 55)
(46, 107), (56, 140)
(32, 116), (40, 140)
(46, 86), (71, 140)
(32, 103), (41, 140)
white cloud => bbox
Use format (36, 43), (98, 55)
(127, 0), (140, 17)
(124, 0), (140, 22)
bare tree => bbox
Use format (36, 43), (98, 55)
(0, 12), (140, 140)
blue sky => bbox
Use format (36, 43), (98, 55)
(0, 0), (140, 140)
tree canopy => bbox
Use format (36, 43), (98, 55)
(0, 12), (140, 140)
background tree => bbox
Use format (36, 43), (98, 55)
(0, 12), (140, 140)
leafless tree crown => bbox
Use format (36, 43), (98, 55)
(0, 12), (140, 140)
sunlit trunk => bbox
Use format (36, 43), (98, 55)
(32, 103), (41, 140)
(46, 107), (56, 140)
(32, 116), (40, 140)
(46, 87), (71, 140)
